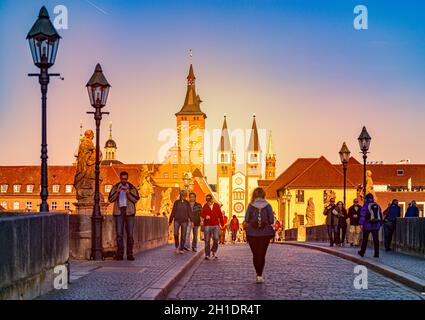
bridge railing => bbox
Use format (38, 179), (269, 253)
(0, 212), (69, 300)
(287, 218), (425, 259)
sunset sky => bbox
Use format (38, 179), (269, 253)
(1, 0), (425, 182)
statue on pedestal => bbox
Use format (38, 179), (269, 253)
(292, 213), (300, 229)
(136, 164), (155, 215)
(366, 170), (377, 201)
(159, 188), (172, 218)
(306, 197), (315, 226)
(74, 129), (103, 205)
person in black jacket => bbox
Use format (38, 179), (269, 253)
(184, 192), (203, 252)
(336, 201), (348, 246)
(169, 190), (191, 254)
(347, 198), (362, 247)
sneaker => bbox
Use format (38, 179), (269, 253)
(192, 248), (197, 252)
(256, 276), (264, 284)
(179, 250), (185, 254)
(183, 247), (190, 252)
(357, 251), (364, 257)
(205, 256), (210, 260)
(175, 248), (180, 254)
(211, 252), (218, 259)
(127, 255), (135, 261)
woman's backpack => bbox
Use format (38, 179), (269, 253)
(248, 206), (269, 230)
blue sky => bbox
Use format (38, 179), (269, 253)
(0, 0), (425, 178)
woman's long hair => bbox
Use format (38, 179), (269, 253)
(250, 187), (266, 204)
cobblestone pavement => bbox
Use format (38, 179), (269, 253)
(175, 244), (424, 300)
(306, 242), (425, 281)
(39, 245), (200, 300)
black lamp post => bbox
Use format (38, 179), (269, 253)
(86, 63), (111, 260)
(358, 126), (371, 199)
(339, 142), (351, 207)
(26, 6), (61, 212)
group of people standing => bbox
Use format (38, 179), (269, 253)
(324, 194), (383, 257)
(324, 194), (421, 258)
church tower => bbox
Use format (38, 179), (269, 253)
(175, 50), (207, 175)
(217, 115), (234, 219)
(265, 130), (276, 180)
(104, 121), (117, 161)
(246, 115), (262, 207)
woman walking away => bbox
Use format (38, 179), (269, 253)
(336, 201), (348, 246)
(358, 193), (383, 258)
(244, 187), (275, 284)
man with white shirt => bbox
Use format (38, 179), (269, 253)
(108, 171), (140, 261)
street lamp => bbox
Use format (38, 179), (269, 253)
(26, 6), (62, 212)
(86, 63), (111, 260)
(339, 142), (351, 207)
(358, 126), (371, 199)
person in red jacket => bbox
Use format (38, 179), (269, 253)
(201, 194), (224, 260)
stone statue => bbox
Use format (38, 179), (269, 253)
(159, 188), (172, 218)
(292, 213), (300, 229)
(74, 129), (102, 203)
(366, 170), (377, 201)
(306, 197), (315, 226)
(323, 189), (336, 207)
(136, 164), (155, 215)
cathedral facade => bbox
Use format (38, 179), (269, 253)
(216, 115), (276, 221)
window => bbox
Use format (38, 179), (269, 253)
(233, 189), (245, 201)
(296, 190), (305, 203)
(65, 185), (73, 193)
(13, 184), (21, 193)
(0, 184), (8, 193)
(52, 185), (60, 193)
(249, 153), (258, 163)
(104, 185), (112, 193)
(163, 173), (169, 179)
(1, 201), (7, 209)
(26, 184), (34, 193)
(173, 164), (178, 169)
(64, 201), (70, 211)
(13, 202), (19, 210)
(220, 153), (230, 163)
(173, 173), (178, 179)
(26, 202), (32, 211)
(51, 201), (57, 210)
(397, 169), (404, 176)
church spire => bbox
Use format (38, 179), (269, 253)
(219, 114), (232, 153)
(267, 130), (275, 157)
(175, 49), (206, 118)
(109, 121), (113, 140)
(247, 114), (260, 152)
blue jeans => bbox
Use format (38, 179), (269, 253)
(114, 207), (135, 257)
(185, 225), (199, 249)
(174, 221), (188, 250)
(204, 225), (220, 257)
(327, 225), (338, 246)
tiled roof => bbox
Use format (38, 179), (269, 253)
(287, 156), (356, 189)
(334, 162), (425, 187)
(265, 158), (318, 198)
